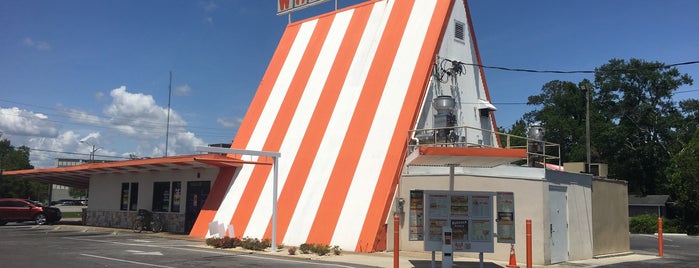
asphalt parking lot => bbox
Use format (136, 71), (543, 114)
(1, 221), (697, 267)
(0, 223), (373, 268)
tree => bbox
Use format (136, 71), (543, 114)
(666, 129), (699, 234)
(595, 59), (693, 194)
(0, 137), (47, 201)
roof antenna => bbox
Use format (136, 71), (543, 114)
(165, 70), (172, 157)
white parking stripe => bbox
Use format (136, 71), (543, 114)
(80, 254), (174, 268)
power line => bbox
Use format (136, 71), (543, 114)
(441, 58), (699, 74)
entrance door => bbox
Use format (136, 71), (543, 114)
(185, 181), (210, 233)
(548, 186), (568, 264)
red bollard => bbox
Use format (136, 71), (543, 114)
(658, 217), (663, 257)
(394, 214), (400, 268)
(526, 219), (532, 268)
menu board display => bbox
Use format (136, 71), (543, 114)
(422, 191), (495, 253)
(409, 190), (424, 241)
(496, 192), (516, 243)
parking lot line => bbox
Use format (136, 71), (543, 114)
(80, 254), (174, 268)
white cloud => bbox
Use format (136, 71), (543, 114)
(4, 86), (209, 168)
(203, 1), (218, 12)
(95, 92), (105, 101)
(217, 117), (242, 128)
(104, 86), (187, 139)
(0, 107), (59, 137)
(22, 37), (51, 51)
(175, 84), (191, 96)
(203, 17), (214, 25)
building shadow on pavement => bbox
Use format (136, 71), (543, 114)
(410, 260), (502, 268)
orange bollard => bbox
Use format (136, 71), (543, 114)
(394, 214), (400, 268)
(658, 217), (663, 257)
(526, 219), (532, 268)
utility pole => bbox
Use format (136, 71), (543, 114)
(581, 84), (591, 173)
(165, 71), (172, 157)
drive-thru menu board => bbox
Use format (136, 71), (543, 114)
(420, 190), (494, 253)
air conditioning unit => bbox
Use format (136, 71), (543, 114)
(588, 163), (608, 177)
(563, 162), (608, 177)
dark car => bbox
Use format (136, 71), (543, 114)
(0, 198), (62, 225)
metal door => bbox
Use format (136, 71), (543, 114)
(184, 181), (210, 233)
(548, 186), (568, 264)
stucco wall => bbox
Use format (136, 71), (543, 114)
(86, 168), (219, 233)
(592, 178), (630, 256)
(393, 167), (594, 265)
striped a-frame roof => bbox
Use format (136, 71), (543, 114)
(191, 0), (488, 252)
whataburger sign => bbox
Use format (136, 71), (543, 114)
(277, 0), (331, 15)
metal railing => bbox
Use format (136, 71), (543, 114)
(407, 125), (561, 168)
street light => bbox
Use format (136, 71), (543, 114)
(80, 140), (102, 163)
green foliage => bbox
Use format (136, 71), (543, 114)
(629, 215), (683, 234)
(299, 243), (312, 254)
(241, 237), (268, 251)
(666, 129), (699, 234)
(331, 245), (342, 256)
(0, 138), (46, 201)
(312, 243), (331, 256)
(629, 214), (660, 234)
(69, 188), (87, 199)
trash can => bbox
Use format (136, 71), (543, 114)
(81, 208), (87, 225)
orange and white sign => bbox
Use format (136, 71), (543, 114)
(277, 0), (331, 15)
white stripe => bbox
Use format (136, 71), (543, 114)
(243, 9), (355, 239)
(332, 0), (438, 249)
(212, 20), (319, 226)
(283, 0), (394, 246)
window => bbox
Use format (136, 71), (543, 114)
(151, 181), (182, 212)
(454, 20), (465, 42)
(129, 183), (139, 211)
(121, 182), (139, 211)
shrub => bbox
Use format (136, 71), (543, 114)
(332, 245), (342, 256)
(261, 238), (272, 249)
(206, 237), (223, 248)
(241, 237), (267, 251)
(299, 243), (312, 254)
(220, 236), (241, 248)
(312, 243), (331, 256)
(288, 246), (297, 255)
(629, 214), (658, 234)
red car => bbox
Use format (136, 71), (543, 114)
(0, 198), (62, 225)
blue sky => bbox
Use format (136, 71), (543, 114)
(1, 0), (697, 168)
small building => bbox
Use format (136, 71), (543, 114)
(628, 195), (671, 218)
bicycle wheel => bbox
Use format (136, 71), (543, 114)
(133, 220), (144, 233)
(151, 220), (163, 233)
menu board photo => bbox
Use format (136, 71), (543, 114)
(428, 219), (447, 241)
(471, 196), (491, 217)
(471, 219), (492, 242)
(428, 194), (449, 218)
(450, 195), (468, 217)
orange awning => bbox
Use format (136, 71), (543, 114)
(405, 146), (526, 168)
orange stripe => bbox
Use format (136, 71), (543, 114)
(261, 5), (373, 242)
(229, 16), (336, 237)
(230, 24), (301, 150)
(355, 0), (454, 251)
(189, 167), (237, 237)
(192, 25), (301, 235)
(305, 0), (417, 245)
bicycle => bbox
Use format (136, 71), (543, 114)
(133, 209), (164, 233)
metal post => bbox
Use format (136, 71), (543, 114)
(271, 155), (279, 253)
(583, 85), (591, 173)
(526, 219), (532, 268)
